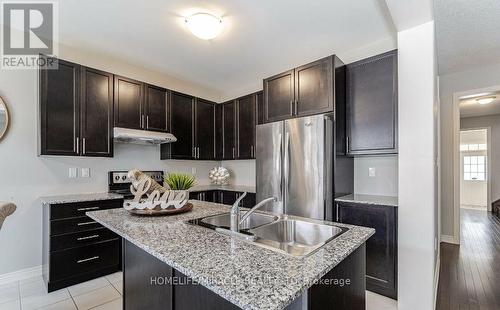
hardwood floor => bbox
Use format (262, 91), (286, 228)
(437, 209), (500, 310)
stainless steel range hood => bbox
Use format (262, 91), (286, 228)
(113, 127), (177, 145)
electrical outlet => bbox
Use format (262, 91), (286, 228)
(368, 167), (376, 177)
(68, 168), (77, 179)
(191, 167), (197, 175)
(81, 168), (90, 178)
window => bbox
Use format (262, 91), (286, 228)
(463, 155), (486, 181)
(460, 143), (487, 151)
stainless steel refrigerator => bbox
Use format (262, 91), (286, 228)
(257, 113), (352, 221)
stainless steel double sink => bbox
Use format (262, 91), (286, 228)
(188, 211), (348, 257)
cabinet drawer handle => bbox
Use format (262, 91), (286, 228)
(77, 207), (100, 212)
(77, 221), (96, 226)
(77, 256), (99, 264)
(77, 234), (100, 241)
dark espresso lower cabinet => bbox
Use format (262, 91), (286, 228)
(42, 199), (123, 292)
(124, 239), (366, 310)
(336, 201), (398, 299)
(190, 190), (256, 208)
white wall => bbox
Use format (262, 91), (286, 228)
(220, 160), (256, 187)
(354, 156), (398, 196)
(440, 63), (500, 237)
(397, 21), (438, 310)
(0, 49), (224, 275)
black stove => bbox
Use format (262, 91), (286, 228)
(108, 170), (164, 199)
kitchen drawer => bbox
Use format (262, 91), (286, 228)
(50, 216), (103, 236)
(50, 228), (119, 252)
(50, 199), (122, 220)
(50, 239), (120, 281)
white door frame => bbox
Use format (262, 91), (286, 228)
(452, 86), (498, 244)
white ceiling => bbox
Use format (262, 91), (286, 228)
(58, 0), (395, 100)
(434, 0), (500, 75)
(459, 91), (500, 118)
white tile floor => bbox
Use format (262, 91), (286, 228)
(0, 271), (397, 310)
(0, 272), (122, 310)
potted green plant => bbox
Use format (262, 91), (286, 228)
(164, 173), (196, 190)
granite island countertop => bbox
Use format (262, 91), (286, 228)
(336, 194), (398, 207)
(87, 201), (374, 310)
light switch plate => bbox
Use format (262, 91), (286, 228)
(69, 168), (77, 179)
(368, 167), (376, 177)
(191, 167), (197, 175)
(81, 168), (90, 178)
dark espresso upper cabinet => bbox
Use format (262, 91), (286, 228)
(263, 70), (294, 123)
(256, 91), (264, 125)
(168, 92), (195, 159)
(114, 76), (143, 130)
(263, 56), (344, 124)
(295, 57), (333, 117)
(161, 94), (216, 161)
(114, 77), (167, 132)
(222, 101), (236, 160)
(195, 99), (216, 160)
(80, 67), (113, 157)
(346, 50), (398, 155)
(39, 57), (113, 157)
(144, 84), (168, 132)
(236, 94), (256, 159)
(40, 58), (80, 156)
(215, 104), (224, 160)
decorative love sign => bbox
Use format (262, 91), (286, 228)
(124, 178), (189, 213)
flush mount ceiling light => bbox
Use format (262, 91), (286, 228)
(476, 96), (496, 105)
(185, 13), (223, 40)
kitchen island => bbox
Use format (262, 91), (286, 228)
(87, 201), (374, 310)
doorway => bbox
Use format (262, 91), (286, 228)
(459, 129), (489, 211)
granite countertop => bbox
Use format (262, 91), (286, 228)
(87, 201), (374, 310)
(189, 184), (256, 193)
(39, 192), (124, 205)
(336, 194), (398, 207)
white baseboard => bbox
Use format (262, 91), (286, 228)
(0, 265), (42, 285)
(440, 235), (459, 244)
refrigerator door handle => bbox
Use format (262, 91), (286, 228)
(277, 133), (283, 202)
(283, 131), (290, 207)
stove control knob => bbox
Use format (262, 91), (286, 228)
(115, 176), (120, 181)
(122, 176), (127, 181)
